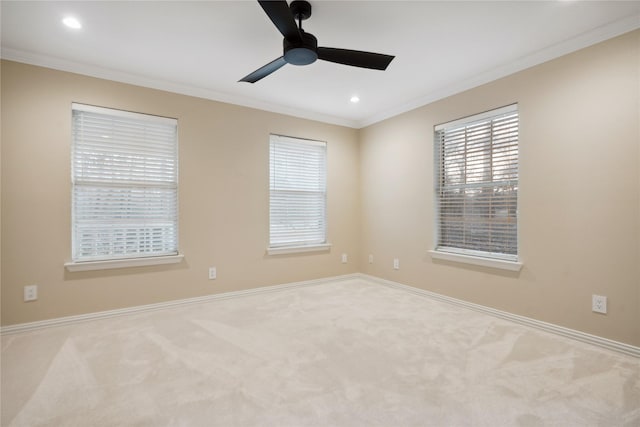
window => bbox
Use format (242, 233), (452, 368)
(433, 104), (519, 265)
(269, 134), (329, 254)
(69, 103), (179, 266)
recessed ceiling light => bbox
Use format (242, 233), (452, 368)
(62, 16), (82, 29)
(350, 95), (360, 103)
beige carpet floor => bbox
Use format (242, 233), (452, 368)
(2, 278), (639, 426)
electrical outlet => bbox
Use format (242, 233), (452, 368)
(24, 285), (38, 302)
(393, 258), (400, 270)
(208, 267), (217, 280)
(592, 295), (607, 314)
(341, 253), (348, 263)
(368, 254), (373, 264)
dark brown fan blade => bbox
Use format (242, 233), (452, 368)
(317, 47), (394, 70)
(239, 56), (287, 83)
(258, 0), (301, 41)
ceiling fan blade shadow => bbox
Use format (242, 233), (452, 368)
(239, 56), (288, 83)
(317, 47), (394, 70)
(258, 0), (301, 41)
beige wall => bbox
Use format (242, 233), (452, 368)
(1, 30), (639, 347)
(1, 61), (360, 325)
(359, 30), (640, 346)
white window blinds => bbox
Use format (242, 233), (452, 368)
(71, 103), (178, 262)
(269, 135), (327, 248)
(434, 104), (518, 260)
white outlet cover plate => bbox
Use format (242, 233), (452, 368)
(24, 285), (38, 301)
(592, 294), (607, 314)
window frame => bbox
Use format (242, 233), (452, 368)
(431, 104), (522, 271)
(267, 134), (331, 255)
(65, 103), (182, 271)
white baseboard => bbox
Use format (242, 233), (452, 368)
(0, 274), (360, 335)
(359, 273), (640, 358)
(2, 272), (638, 358)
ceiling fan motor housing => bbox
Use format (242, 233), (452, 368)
(239, 0), (394, 83)
(284, 31), (318, 65)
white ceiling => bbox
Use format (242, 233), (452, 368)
(2, 1), (639, 128)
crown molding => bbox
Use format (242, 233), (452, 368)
(358, 13), (640, 128)
(0, 47), (359, 129)
(2, 13), (638, 130)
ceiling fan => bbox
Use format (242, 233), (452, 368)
(240, 0), (395, 83)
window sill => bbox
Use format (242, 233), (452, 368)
(64, 254), (184, 272)
(267, 243), (332, 255)
(428, 250), (522, 272)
